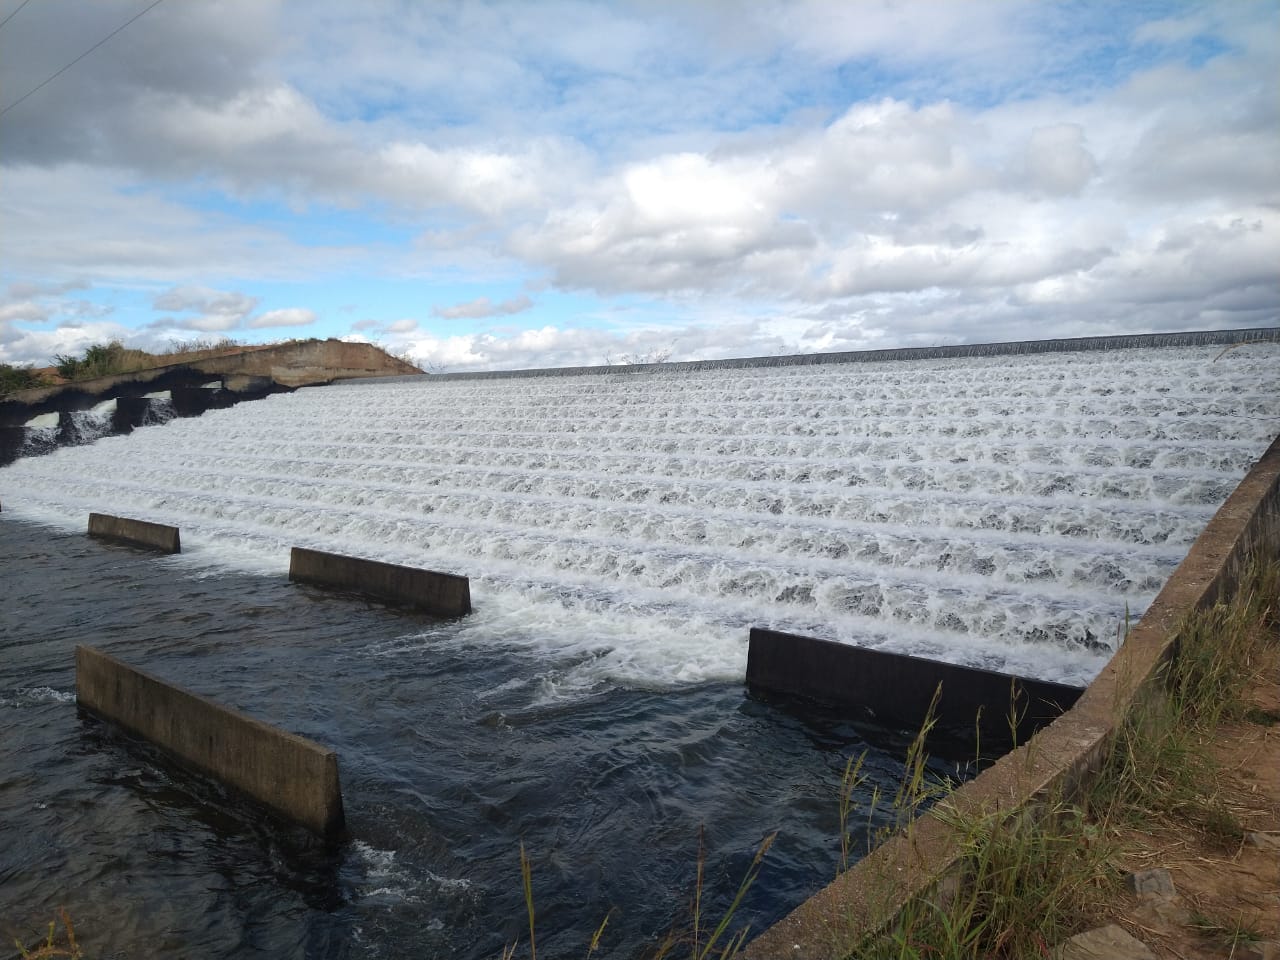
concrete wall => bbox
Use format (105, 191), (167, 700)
(744, 431), (1280, 960)
(746, 628), (1082, 750)
(76, 645), (345, 836)
(88, 512), (181, 554)
(289, 546), (471, 617)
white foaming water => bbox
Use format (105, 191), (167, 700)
(348, 841), (473, 906)
(0, 686), (77, 708)
(3, 345), (1277, 690)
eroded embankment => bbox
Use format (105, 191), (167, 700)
(743, 432), (1280, 960)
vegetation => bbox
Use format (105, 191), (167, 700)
(49, 337), (251, 382)
(13, 909), (81, 959)
(502, 829), (777, 960)
(7, 336), (418, 392)
(859, 554), (1279, 959)
(0, 362), (50, 397)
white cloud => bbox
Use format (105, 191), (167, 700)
(1, 1), (1276, 366)
(433, 294), (534, 319)
(249, 307), (317, 329)
(0, 301), (50, 324)
(1024, 124), (1098, 196)
(150, 285), (259, 332)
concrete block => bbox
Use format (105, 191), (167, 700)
(88, 512), (181, 554)
(112, 396), (152, 432)
(222, 374), (275, 396)
(289, 546), (471, 617)
(746, 628), (1082, 748)
(75, 645), (344, 837)
(0, 425), (25, 466)
(170, 386), (237, 417)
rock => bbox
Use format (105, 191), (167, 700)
(1125, 867), (1176, 898)
(1233, 941), (1280, 960)
(1246, 831), (1280, 853)
(1055, 924), (1157, 960)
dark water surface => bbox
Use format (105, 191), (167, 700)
(0, 515), (939, 959)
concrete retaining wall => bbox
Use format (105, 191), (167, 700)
(744, 431), (1280, 960)
(75, 645), (345, 836)
(289, 546), (471, 616)
(88, 512), (181, 554)
(746, 628), (1082, 749)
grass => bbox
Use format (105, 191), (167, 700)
(854, 553), (1280, 959)
(502, 829), (777, 960)
(48, 338), (256, 382)
(1188, 909), (1266, 950)
(0, 362), (51, 398)
(13, 909), (82, 959)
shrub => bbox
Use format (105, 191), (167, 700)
(0, 362), (49, 397)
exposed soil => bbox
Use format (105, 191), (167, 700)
(1100, 646), (1280, 959)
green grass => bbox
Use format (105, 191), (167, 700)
(0, 362), (50, 397)
(13, 908), (82, 959)
(857, 554), (1280, 959)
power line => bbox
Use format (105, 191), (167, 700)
(0, 0), (167, 119)
(0, 0), (35, 32)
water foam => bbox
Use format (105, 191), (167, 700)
(3, 344), (1276, 691)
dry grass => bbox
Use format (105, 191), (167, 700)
(856, 554), (1280, 959)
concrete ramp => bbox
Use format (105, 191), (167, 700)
(88, 512), (181, 554)
(746, 628), (1083, 748)
(76, 645), (345, 837)
(289, 546), (471, 616)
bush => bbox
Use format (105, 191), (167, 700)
(52, 341), (156, 381)
(0, 362), (49, 397)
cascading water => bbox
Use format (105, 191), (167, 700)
(1, 340), (1277, 958)
(4, 344), (1278, 687)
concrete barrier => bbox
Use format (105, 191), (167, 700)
(746, 628), (1082, 749)
(289, 546), (471, 616)
(111, 396), (153, 433)
(743, 432), (1280, 959)
(75, 645), (345, 837)
(88, 512), (181, 554)
(170, 386), (238, 417)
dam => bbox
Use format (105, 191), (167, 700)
(1, 334), (1277, 957)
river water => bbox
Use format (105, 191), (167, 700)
(1, 341), (1277, 957)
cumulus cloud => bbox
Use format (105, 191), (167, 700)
(433, 294), (534, 319)
(1, 1), (1276, 365)
(0, 301), (50, 324)
(1024, 124), (1098, 195)
(249, 307), (317, 328)
(151, 285), (259, 332)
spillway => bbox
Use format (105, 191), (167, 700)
(1, 339), (1278, 958)
(4, 343), (1278, 690)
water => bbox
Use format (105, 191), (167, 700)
(2, 341), (1278, 957)
(1, 518), (927, 959)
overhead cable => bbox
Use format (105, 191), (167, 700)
(0, 0), (167, 119)
(0, 0), (35, 32)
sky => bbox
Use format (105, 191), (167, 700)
(0, 0), (1277, 372)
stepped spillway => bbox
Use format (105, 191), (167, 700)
(4, 343), (1278, 691)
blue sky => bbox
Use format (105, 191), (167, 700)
(1, 0), (1276, 371)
